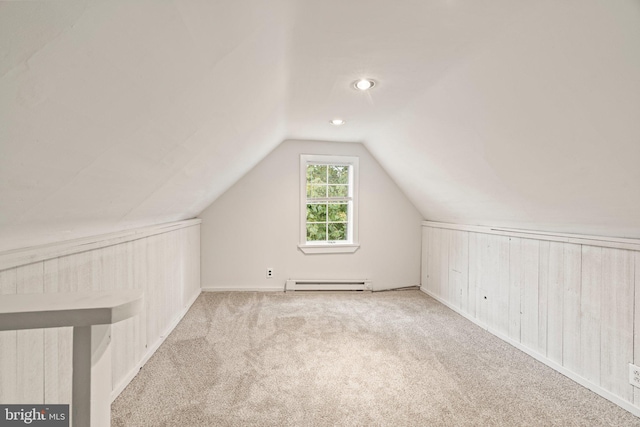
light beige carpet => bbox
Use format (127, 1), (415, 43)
(112, 291), (640, 426)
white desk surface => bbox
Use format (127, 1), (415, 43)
(0, 290), (144, 331)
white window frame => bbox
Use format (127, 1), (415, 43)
(299, 154), (359, 254)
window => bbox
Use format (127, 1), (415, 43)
(299, 155), (359, 254)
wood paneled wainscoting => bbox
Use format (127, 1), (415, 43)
(0, 219), (201, 405)
(421, 221), (640, 417)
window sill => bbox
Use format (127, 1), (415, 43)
(298, 244), (360, 254)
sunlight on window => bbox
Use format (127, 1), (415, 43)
(305, 164), (350, 242)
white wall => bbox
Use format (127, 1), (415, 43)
(0, 220), (200, 404)
(421, 222), (640, 416)
(199, 140), (423, 291)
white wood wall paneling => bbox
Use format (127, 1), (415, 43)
(0, 268), (18, 403)
(43, 259), (59, 403)
(421, 224), (640, 416)
(508, 237), (524, 342)
(440, 229), (451, 303)
(467, 233), (480, 319)
(187, 226), (201, 304)
(472, 232), (491, 327)
(421, 227), (429, 300)
(537, 241), (550, 357)
(508, 237), (541, 348)
(145, 234), (161, 350)
(171, 230), (183, 327)
(163, 231), (175, 339)
(427, 230), (444, 295)
(541, 241), (564, 365)
(93, 245), (116, 291)
(111, 238), (149, 397)
(426, 227), (437, 296)
(445, 229), (457, 307)
(562, 243), (582, 374)
(133, 237), (148, 363)
(43, 258), (72, 405)
(475, 233), (490, 328)
(518, 238), (539, 351)
(0, 222), (201, 406)
(161, 231), (172, 340)
(426, 227), (447, 299)
(448, 230), (469, 313)
(600, 248), (633, 401)
(124, 240), (139, 383)
(168, 231), (178, 326)
(477, 233), (498, 329)
(581, 245), (602, 385)
(635, 251), (640, 407)
(16, 262), (45, 403)
(439, 228), (448, 301)
(489, 235), (510, 336)
(185, 227), (198, 307)
(111, 241), (136, 391)
(186, 226), (199, 308)
(58, 250), (94, 293)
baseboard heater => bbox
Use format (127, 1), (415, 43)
(285, 279), (372, 292)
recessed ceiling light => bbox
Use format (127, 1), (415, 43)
(354, 79), (375, 91)
(330, 119), (345, 126)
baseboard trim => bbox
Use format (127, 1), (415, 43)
(201, 287), (284, 292)
(420, 287), (640, 418)
(110, 290), (202, 402)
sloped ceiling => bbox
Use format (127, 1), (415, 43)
(0, 0), (289, 251)
(1, 0), (639, 251)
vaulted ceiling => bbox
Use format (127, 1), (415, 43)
(1, 0), (639, 251)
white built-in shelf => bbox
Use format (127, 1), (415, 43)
(0, 290), (144, 331)
(0, 290), (144, 427)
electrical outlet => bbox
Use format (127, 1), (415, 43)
(266, 268), (273, 278)
(629, 364), (640, 388)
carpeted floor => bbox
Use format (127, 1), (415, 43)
(112, 290), (640, 426)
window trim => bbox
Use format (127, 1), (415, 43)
(299, 154), (360, 254)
